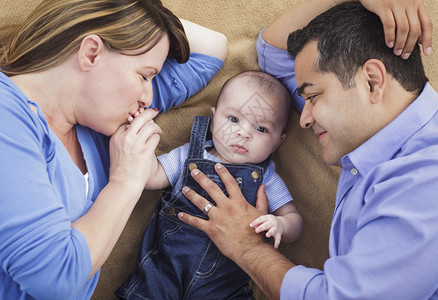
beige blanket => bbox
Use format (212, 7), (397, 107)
(1, 0), (437, 299)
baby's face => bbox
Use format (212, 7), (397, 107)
(210, 78), (287, 164)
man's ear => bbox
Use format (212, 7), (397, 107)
(363, 58), (387, 104)
(77, 34), (105, 71)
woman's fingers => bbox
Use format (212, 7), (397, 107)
(126, 108), (159, 134)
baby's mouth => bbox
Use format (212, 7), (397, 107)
(231, 144), (248, 154)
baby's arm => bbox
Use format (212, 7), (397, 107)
(144, 161), (170, 190)
(250, 202), (303, 249)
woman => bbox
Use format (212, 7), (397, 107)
(0, 0), (226, 299)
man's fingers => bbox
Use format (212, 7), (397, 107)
(181, 185), (214, 214)
(388, 5), (410, 57)
(378, 8), (397, 49)
(255, 184), (269, 215)
(178, 211), (209, 232)
(418, 3), (433, 56)
(360, 0), (433, 58)
(399, 7), (423, 59)
(187, 167), (227, 206)
(214, 163), (243, 198)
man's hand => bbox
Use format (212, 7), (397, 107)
(359, 0), (433, 59)
(178, 163), (269, 261)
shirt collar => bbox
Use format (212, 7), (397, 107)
(342, 82), (438, 175)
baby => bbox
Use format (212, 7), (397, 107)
(116, 71), (303, 299)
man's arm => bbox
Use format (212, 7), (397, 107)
(178, 164), (296, 299)
(263, 0), (432, 58)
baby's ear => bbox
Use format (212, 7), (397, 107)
(272, 133), (287, 153)
(209, 107), (216, 131)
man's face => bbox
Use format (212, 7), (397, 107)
(295, 41), (373, 166)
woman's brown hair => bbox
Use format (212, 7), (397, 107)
(0, 0), (190, 76)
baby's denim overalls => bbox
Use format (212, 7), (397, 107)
(116, 116), (270, 300)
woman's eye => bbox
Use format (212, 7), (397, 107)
(228, 116), (239, 123)
(256, 127), (268, 133)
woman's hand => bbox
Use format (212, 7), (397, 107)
(109, 108), (162, 192)
(73, 107), (161, 277)
(359, 0), (433, 59)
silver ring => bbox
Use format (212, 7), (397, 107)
(203, 203), (214, 215)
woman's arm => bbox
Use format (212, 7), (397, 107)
(181, 19), (227, 61)
(72, 109), (162, 277)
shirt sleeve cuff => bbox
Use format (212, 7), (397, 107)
(256, 29), (305, 113)
(280, 265), (325, 299)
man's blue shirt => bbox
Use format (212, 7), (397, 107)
(282, 84), (438, 299)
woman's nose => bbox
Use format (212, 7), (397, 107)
(139, 83), (153, 108)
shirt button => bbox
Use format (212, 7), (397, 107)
(189, 163), (198, 171)
(251, 171), (260, 180)
(351, 168), (358, 176)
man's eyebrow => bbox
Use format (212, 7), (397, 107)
(298, 82), (313, 96)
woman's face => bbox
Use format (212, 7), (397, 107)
(78, 34), (170, 136)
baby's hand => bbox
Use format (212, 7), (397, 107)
(250, 214), (283, 249)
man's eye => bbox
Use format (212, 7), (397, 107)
(256, 127), (268, 133)
(228, 116), (239, 123)
(306, 95), (316, 103)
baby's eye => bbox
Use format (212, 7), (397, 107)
(228, 116), (239, 123)
(256, 126), (268, 133)
(141, 74), (148, 82)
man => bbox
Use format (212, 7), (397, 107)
(178, 1), (438, 299)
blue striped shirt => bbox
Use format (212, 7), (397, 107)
(158, 140), (293, 213)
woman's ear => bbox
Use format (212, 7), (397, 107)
(77, 34), (105, 71)
(363, 58), (387, 104)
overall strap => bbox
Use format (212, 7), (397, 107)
(187, 116), (211, 159)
